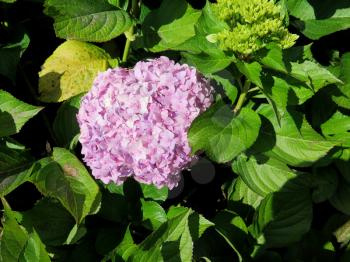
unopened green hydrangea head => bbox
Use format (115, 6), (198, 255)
(212, 0), (298, 56)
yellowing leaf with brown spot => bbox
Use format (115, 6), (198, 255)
(38, 40), (115, 102)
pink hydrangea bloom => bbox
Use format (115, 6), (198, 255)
(77, 56), (213, 189)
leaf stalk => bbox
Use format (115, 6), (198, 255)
(233, 80), (251, 115)
(122, 0), (141, 63)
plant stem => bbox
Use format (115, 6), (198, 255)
(233, 80), (251, 115)
(122, 26), (134, 63)
(247, 86), (259, 93)
(122, 0), (141, 63)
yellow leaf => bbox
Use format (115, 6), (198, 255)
(38, 40), (114, 102)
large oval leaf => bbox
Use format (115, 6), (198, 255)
(253, 190), (313, 248)
(44, 0), (132, 42)
(31, 148), (101, 223)
(38, 40), (112, 102)
(257, 105), (335, 167)
(232, 154), (304, 197)
(189, 101), (261, 163)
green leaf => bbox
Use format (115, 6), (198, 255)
(31, 148), (101, 223)
(253, 190), (313, 247)
(38, 40), (113, 102)
(0, 139), (35, 197)
(258, 45), (341, 94)
(18, 230), (51, 262)
(0, 199), (29, 262)
(141, 200), (167, 230)
(102, 226), (137, 262)
(0, 168), (33, 198)
(167, 2), (232, 73)
(236, 61), (263, 87)
(254, 47), (317, 107)
(210, 74), (238, 104)
(0, 199), (50, 261)
(44, 0), (132, 42)
(257, 44), (288, 74)
(129, 208), (213, 262)
(290, 61), (342, 92)
(182, 51), (233, 74)
(142, 0), (202, 52)
(228, 177), (264, 209)
(332, 53), (350, 109)
(195, 1), (227, 36)
(321, 111), (350, 147)
(335, 52), (350, 81)
(0, 32), (29, 82)
(149, 1), (225, 53)
(213, 210), (249, 262)
(257, 105), (335, 167)
(167, 206), (189, 219)
(140, 183), (168, 202)
(261, 76), (314, 109)
(232, 154), (304, 197)
(21, 198), (76, 246)
(65, 223), (87, 245)
(0, 90), (43, 137)
(53, 93), (84, 147)
(189, 101), (261, 163)
(286, 0), (350, 39)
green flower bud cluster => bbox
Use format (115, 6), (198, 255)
(212, 0), (298, 56)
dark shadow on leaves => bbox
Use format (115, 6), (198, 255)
(161, 240), (182, 262)
(189, 213), (200, 241)
(287, 107), (304, 131)
(213, 210), (252, 259)
(54, 103), (80, 146)
(306, 85), (338, 130)
(138, 222), (168, 250)
(39, 72), (63, 102)
(97, 189), (129, 223)
(307, 0), (350, 19)
(0, 110), (17, 137)
(193, 227), (240, 260)
(123, 178), (143, 221)
(246, 115), (276, 157)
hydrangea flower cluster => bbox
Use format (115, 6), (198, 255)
(77, 57), (213, 189)
(212, 0), (298, 56)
